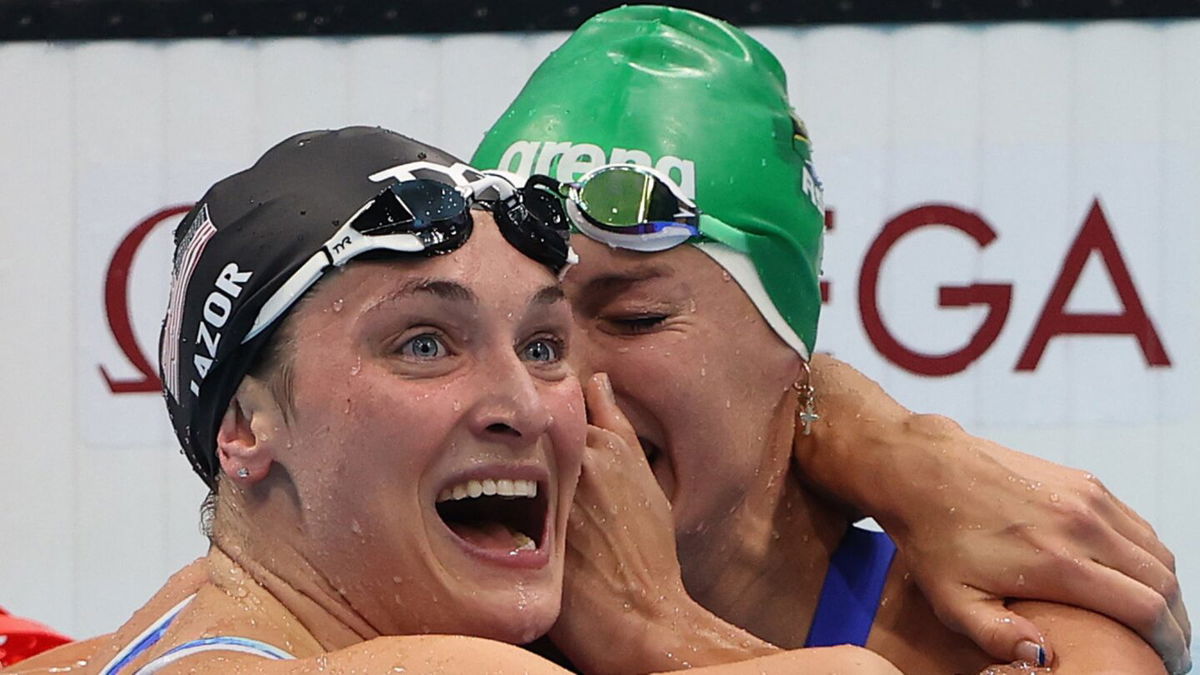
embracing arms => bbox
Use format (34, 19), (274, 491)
(795, 355), (1188, 671)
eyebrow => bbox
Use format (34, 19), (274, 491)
(366, 278), (477, 313)
(365, 278), (565, 315)
(578, 265), (673, 295)
(531, 284), (566, 306)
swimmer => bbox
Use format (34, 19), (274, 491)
(8, 127), (902, 674)
(472, 7), (1187, 673)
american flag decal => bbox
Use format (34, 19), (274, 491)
(161, 204), (217, 401)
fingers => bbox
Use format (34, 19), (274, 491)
(1082, 473), (1175, 572)
(1050, 479), (1190, 667)
(1090, 529), (1188, 651)
(1040, 559), (1190, 674)
(923, 582), (1051, 666)
(584, 373), (642, 458)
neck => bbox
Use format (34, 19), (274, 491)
(677, 403), (849, 648)
(209, 481), (380, 651)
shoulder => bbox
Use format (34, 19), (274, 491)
(145, 635), (571, 674)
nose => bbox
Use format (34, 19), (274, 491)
(465, 350), (553, 447)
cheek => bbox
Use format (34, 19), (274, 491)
(546, 379), (586, 468)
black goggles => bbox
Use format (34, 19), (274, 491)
(245, 173), (576, 342)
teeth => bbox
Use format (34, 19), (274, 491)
(437, 478), (538, 503)
(510, 532), (537, 554)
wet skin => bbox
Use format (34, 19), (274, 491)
(563, 238), (806, 596)
(558, 237), (1162, 673)
(209, 213), (586, 649)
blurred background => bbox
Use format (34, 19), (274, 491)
(0, 1), (1196, 663)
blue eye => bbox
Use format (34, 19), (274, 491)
(521, 338), (561, 363)
(400, 334), (445, 360)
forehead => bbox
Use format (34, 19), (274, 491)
(563, 237), (721, 292)
(293, 211), (562, 321)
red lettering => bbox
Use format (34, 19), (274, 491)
(1016, 199), (1170, 370)
(860, 204), (1012, 376)
(100, 205), (193, 393)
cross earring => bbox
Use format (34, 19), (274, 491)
(793, 360), (820, 436)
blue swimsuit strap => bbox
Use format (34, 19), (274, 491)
(100, 595), (196, 675)
(99, 595), (293, 675)
(804, 525), (898, 647)
(135, 636), (293, 673)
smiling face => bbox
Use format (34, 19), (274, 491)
(245, 213), (584, 644)
(563, 237), (802, 572)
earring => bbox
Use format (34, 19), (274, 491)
(236, 467), (250, 479)
(793, 360), (820, 436)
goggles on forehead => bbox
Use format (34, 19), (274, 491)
(245, 173), (576, 342)
(523, 163), (749, 255)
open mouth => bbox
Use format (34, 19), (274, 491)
(435, 478), (548, 558)
(638, 436), (663, 467)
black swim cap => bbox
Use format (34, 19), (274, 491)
(160, 126), (474, 488)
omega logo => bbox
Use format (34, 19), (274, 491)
(98, 197), (1170, 394)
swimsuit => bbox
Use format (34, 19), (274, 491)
(804, 524), (897, 647)
(99, 595), (293, 674)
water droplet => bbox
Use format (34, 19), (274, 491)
(1049, 493), (1060, 503)
(332, 298), (344, 312)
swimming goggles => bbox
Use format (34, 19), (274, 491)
(246, 173), (575, 342)
(524, 163), (749, 254)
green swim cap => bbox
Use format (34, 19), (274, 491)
(472, 5), (824, 358)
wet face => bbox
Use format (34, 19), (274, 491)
(261, 213), (584, 643)
(563, 238), (801, 567)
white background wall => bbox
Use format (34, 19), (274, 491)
(0, 21), (1196, 663)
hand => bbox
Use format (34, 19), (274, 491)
(886, 417), (1189, 674)
(548, 373), (692, 674)
(797, 355), (1190, 673)
(550, 373), (776, 675)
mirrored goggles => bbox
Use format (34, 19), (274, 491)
(526, 163), (726, 253)
(246, 174), (575, 342)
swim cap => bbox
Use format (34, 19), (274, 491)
(472, 5), (824, 358)
(162, 127), (485, 487)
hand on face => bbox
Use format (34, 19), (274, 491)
(548, 373), (697, 674)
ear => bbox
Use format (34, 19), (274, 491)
(216, 376), (286, 485)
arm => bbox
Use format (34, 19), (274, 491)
(651, 646), (901, 675)
(149, 634), (575, 674)
(983, 601), (1166, 675)
(547, 375), (901, 675)
(1004, 600), (1165, 675)
(794, 354), (1189, 672)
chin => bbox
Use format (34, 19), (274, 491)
(463, 589), (561, 645)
